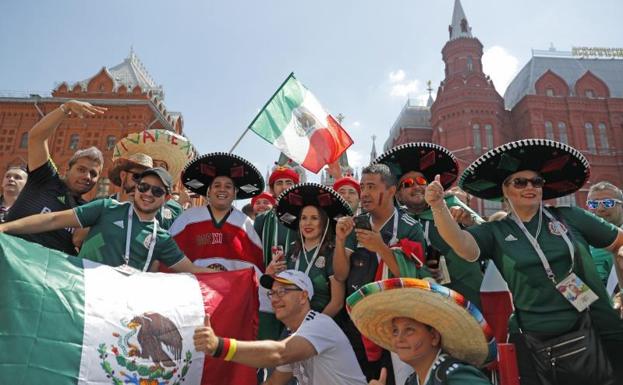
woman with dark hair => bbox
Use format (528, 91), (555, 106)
(267, 182), (352, 316)
(425, 139), (623, 385)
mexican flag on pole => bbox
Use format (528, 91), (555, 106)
(249, 73), (353, 173)
(0, 234), (258, 385)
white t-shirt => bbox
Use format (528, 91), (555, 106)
(276, 310), (367, 385)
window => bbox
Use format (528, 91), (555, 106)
(107, 135), (116, 150)
(472, 124), (481, 153)
(584, 123), (596, 154)
(483, 200), (503, 218)
(96, 177), (111, 198)
(598, 123), (609, 155)
(467, 56), (473, 72)
(484, 124), (493, 149)
(69, 134), (79, 150)
(546, 88), (555, 97)
(556, 194), (576, 206)
(558, 122), (568, 144)
(544, 121), (554, 140)
(19, 132), (28, 148)
(585, 90), (595, 98)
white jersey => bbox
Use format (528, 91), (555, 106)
(277, 311), (367, 385)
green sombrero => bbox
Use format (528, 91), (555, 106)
(181, 152), (264, 199)
(276, 182), (353, 230)
(459, 139), (590, 200)
(347, 278), (497, 367)
(373, 142), (459, 189)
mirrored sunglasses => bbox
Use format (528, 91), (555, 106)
(136, 182), (167, 198)
(505, 177), (545, 189)
(586, 199), (622, 209)
(400, 176), (428, 189)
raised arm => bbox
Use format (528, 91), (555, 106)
(0, 209), (80, 234)
(425, 175), (480, 262)
(28, 100), (107, 170)
(333, 216), (354, 282)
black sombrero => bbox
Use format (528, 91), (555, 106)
(373, 142), (459, 189)
(276, 182), (353, 230)
(459, 139), (590, 201)
(181, 152), (264, 199)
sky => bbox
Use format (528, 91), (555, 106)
(1, 0), (622, 184)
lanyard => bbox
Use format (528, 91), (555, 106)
(510, 207), (574, 283)
(124, 205), (158, 272)
(295, 245), (322, 276)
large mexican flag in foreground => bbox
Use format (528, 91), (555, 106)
(249, 73), (353, 173)
(0, 234), (258, 385)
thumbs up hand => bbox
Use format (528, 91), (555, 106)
(194, 314), (219, 355)
(425, 174), (446, 209)
(368, 367), (387, 385)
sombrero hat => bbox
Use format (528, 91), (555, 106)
(459, 139), (590, 201)
(181, 152), (264, 199)
(276, 182), (353, 230)
(347, 278), (496, 367)
(373, 142), (459, 189)
(108, 153), (153, 186)
(112, 129), (195, 183)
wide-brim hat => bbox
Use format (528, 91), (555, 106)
(108, 153), (153, 186)
(373, 142), (459, 189)
(181, 152), (264, 200)
(113, 129), (195, 184)
(459, 139), (590, 201)
(347, 278), (496, 367)
(276, 182), (353, 230)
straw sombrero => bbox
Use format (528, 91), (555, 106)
(108, 153), (153, 186)
(276, 183), (353, 230)
(373, 142), (459, 189)
(181, 152), (264, 199)
(347, 278), (496, 367)
(112, 129), (195, 183)
(459, 139), (590, 201)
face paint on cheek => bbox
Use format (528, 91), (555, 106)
(378, 192), (384, 207)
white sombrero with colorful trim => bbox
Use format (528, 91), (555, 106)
(112, 129), (195, 183)
(347, 278), (496, 367)
(459, 139), (590, 201)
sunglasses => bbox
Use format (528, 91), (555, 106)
(400, 176), (428, 189)
(136, 182), (167, 198)
(505, 177), (545, 189)
(586, 199), (622, 209)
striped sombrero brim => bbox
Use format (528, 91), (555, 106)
(181, 152), (264, 199)
(276, 183), (353, 229)
(347, 278), (496, 367)
(459, 139), (590, 201)
(373, 142), (459, 189)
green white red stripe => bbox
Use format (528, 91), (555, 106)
(0, 234), (258, 385)
(249, 73), (353, 173)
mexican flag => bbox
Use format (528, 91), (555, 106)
(249, 73), (353, 173)
(0, 234), (258, 385)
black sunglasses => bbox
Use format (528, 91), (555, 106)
(136, 182), (167, 198)
(505, 176), (546, 189)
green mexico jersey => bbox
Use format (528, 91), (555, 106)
(254, 209), (297, 266)
(467, 206), (623, 338)
(286, 244), (334, 312)
(74, 199), (184, 270)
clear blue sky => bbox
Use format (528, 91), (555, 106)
(1, 0), (622, 182)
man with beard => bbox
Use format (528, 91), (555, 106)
(333, 163), (428, 385)
(0, 166), (28, 223)
(108, 153), (153, 203)
(7, 100), (104, 255)
(0, 168), (211, 273)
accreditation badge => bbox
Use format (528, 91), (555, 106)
(114, 263), (140, 276)
(556, 273), (598, 312)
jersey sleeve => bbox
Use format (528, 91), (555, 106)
(466, 222), (496, 260)
(73, 198), (108, 228)
(446, 363), (492, 385)
(156, 234), (186, 267)
(559, 206), (619, 248)
(26, 159), (59, 185)
(294, 313), (335, 356)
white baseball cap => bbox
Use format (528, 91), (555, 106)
(260, 270), (314, 299)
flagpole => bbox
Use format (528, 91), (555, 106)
(229, 72), (296, 154)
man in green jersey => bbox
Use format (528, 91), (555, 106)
(0, 167), (210, 274)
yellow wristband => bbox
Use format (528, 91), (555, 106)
(224, 338), (237, 361)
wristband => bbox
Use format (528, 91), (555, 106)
(212, 337), (224, 358)
(224, 338), (238, 361)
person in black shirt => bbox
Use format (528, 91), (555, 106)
(6, 100), (105, 255)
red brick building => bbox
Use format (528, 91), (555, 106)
(385, 0), (623, 215)
(0, 50), (184, 201)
